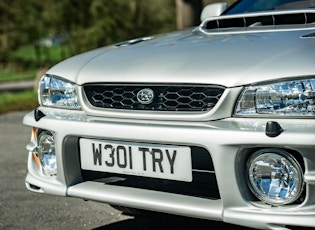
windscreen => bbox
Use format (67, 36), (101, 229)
(225, 0), (315, 14)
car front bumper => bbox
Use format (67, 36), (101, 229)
(23, 108), (315, 229)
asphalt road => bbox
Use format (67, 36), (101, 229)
(0, 111), (252, 230)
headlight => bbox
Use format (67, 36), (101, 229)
(246, 149), (304, 206)
(39, 75), (81, 109)
(37, 131), (57, 176)
(235, 78), (315, 116)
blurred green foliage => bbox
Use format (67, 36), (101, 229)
(0, 0), (177, 72)
(0, 71), (36, 83)
(0, 90), (38, 114)
(0, 0), (237, 74)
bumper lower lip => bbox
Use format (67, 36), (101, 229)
(66, 181), (315, 229)
(67, 181), (223, 220)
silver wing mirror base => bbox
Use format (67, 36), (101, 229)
(200, 2), (228, 21)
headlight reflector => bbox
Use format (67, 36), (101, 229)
(246, 149), (304, 206)
(39, 75), (80, 109)
(235, 78), (315, 116)
(37, 131), (57, 176)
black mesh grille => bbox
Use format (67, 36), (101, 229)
(83, 84), (225, 112)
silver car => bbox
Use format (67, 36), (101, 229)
(23, 0), (315, 229)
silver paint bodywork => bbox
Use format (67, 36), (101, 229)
(47, 26), (315, 88)
(23, 4), (315, 230)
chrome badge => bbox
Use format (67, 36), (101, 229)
(137, 88), (154, 104)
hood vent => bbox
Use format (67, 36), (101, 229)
(302, 31), (315, 37)
(200, 9), (315, 31)
(114, 37), (153, 47)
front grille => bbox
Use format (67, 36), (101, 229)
(81, 146), (220, 200)
(83, 84), (225, 112)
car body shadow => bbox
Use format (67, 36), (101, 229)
(93, 213), (253, 230)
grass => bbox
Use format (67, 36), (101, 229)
(10, 44), (69, 67)
(0, 90), (39, 114)
(0, 44), (69, 84)
(0, 68), (38, 114)
(0, 71), (36, 83)
(0, 44), (69, 114)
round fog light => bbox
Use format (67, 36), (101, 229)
(38, 131), (57, 176)
(246, 148), (303, 206)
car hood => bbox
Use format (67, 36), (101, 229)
(48, 27), (315, 88)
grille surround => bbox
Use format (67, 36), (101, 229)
(83, 84), (225, 112)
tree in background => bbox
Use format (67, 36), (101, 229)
(176, 0), (203, 29)
(0, 0), (25, 67)
(0, 0), (236, 73)
(66, 0), (176, 55)
(0, 0), (177, 70)
(0, 0), (63, 69)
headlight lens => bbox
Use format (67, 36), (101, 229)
(37, 131), (57, 176)
(247, 149), (304, 206)
(39, 75), (81, 109)
(235, 78), (315, 116)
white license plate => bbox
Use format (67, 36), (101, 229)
(80, 138), (192, 182)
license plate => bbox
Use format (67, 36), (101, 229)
(79, 138), (192, 182)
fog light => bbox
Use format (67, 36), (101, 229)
(37, 131), (57, 176)
(246, 149), (303, 206)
